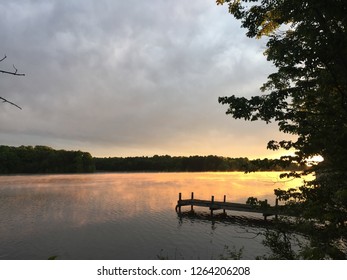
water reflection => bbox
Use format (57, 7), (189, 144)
(0, 172), (308, 259)
(176, 210), (275, 228)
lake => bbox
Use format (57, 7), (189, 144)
(0, 172), (305, 260)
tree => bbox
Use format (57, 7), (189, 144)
(216, 0), (347, 259)
(1, 55), (25, 109)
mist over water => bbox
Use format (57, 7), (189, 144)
(0, 172), (305, 259)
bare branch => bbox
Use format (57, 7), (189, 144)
(1, 96), (22, 110)
(0, 55), (7, 62)
(1, 55), (25, 109)
(13, 64), (18, 74)
(0, 69), (25, 76)
(0, 55), (25, 76)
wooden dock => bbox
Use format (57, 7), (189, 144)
(175, 192), (279, 220)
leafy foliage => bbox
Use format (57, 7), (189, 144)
(260, 229), (299, 260)
(216, 0), (347, 258)
(218, 245), (244, 260)
(94, 155), (300, 172)
(0, 145), (95, 174)
(1, 145), (301, 174)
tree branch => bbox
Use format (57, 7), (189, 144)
(0, 54), (25, 76)
(0, 54), (7, 62)
(1, 54), (25, 109)
(0, 69), (25, 76)
(0, 96), (22, 110)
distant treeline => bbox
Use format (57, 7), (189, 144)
(94, 155), (302, 172)
(0, 145), (95, 174)
(0, 145), (302, 174)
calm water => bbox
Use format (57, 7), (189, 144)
(0, 172), (304, 260)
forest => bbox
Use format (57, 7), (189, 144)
(94, 155), (301, 172)
(0, 145), (95, 174)
(0, 145), (301, 174)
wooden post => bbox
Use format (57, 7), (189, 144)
(178, 192), (182, 214)
(191, 192), (194, 212)
(210, 195), (214, 217)
(223, 195), (226, 215)
(275, 198), (278, 221)
(263, 199), (268, 221)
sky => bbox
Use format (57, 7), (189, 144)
(0, 0), (291, 158)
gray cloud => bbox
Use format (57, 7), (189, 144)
(0, 0), (286, 158)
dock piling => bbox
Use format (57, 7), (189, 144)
(178, 192), (182, 214)
(223, 195), (226, 215)
(210, 195), (214, 217)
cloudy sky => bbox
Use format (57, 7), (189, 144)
(0, 0), (289, 158)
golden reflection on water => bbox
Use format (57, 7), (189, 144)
(0, 172), (311, 239)
(0, 172), (315, 259)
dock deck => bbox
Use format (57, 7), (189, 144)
(175, 192), (279, 220)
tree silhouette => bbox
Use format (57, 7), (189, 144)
(217, 0), (347, 259)
(1, 55), (25, 110)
